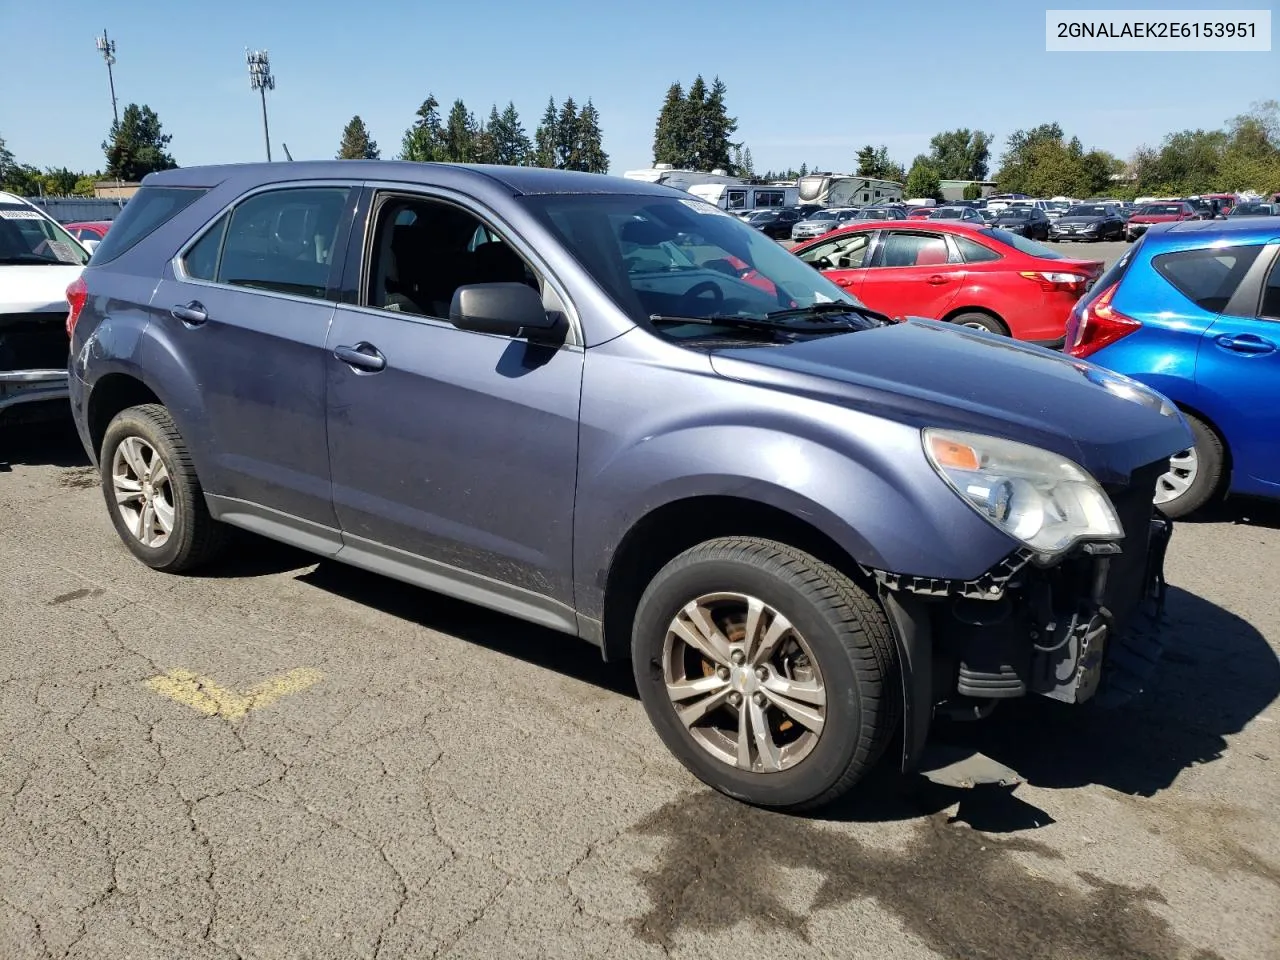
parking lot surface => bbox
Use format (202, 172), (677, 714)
(3, 319), (1278, 958)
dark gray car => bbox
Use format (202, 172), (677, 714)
(68, 162), (1190, 811)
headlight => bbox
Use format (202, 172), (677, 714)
(923, 428), (1123, 560)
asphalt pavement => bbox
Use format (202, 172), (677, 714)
(2, 316), (1277, 959)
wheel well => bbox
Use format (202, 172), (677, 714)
(1171, 401), (1232, 473)
(942, 306), (1008, 334)
(600, 496), (870, 662)
(87, 374), (161, 460)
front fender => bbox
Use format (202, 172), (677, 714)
(573, 407), (1015, 622)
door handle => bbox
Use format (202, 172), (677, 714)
(835, 278), (853, 286)
(1215, 333), (1276, 355)
(333, 342), (387, 372)
(926, 275), (950, 285)
(171, 302), (207, 326)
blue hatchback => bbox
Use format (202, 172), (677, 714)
(1065, 218), (1280, 517)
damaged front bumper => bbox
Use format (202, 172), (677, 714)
(867, 465), (1173, 772)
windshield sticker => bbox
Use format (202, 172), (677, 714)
(0, 210), (43, 220)
(44, 240), (83, 263)
(679, 199), (731, 217)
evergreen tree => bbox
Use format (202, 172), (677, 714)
(575, 100), (608, 173)
(699, 77), (737, 171)
(0, 134), (14, 185)
(337, 115), (379, 160)
(103, 104), (178, 180)
(534, 97), (558, 168)
(799, 162), (809, 177)
(555, 97), (580, 169)
(494, 102), (533, 165)
(400, 95), (445, 162)
(855, 145), (877, 177)
(443, 99), (475, 162)
(652, 82), (686, 166)
(732, 144), (754, 177)
(473, 109), (497, 165)
(683, 76), (708, 167)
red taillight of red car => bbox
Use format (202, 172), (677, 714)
(1063, 282), (1141, 358)
(66, 276), (87, 339)
(1019, 270), (1088, 293)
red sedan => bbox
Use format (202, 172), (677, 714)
(790, 221), (1103, 344)
(64, 220), (113, 247)
(1124, 202), (1197, 242)
(905, 206), (935, 219)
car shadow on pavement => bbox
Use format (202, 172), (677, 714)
(0, 413), (90, 469)
(297, 560), (639, 698)
(1182, 496), (1280, 530)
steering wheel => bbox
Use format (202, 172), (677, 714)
(677, 280), (725, 316)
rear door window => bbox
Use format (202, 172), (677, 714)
(953, 236), (1002, 263)
(1153, 246), (1262, 313)
(88, 187), (206, 263)
(1259, 254), (1280, 320)
(185, 187), (352, 300)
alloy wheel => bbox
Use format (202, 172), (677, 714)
(662, 592), (826, 773)
(111, 436), (175, 548)
(1155, 447), (1199, 505)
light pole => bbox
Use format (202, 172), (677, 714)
(246, 49), (275, 162)
(95, 29), (119, 128)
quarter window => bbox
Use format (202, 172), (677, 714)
(187, 187), (350, 299)
(954, 236), (1002, 263)
(1152, 246), (1262, 314)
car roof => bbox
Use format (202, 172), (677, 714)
(0, 191), (36, 206)
(1142, 217), (1280, 248)
(143, 161), (678, 198)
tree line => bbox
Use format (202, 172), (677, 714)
(337, 95), (608, 173)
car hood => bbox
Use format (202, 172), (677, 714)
(707, 317), (1192, 485)
(1, 264), (84, 313)
(1054, 216), (1104, 225)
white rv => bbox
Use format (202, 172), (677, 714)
(622, 164), (745, 192)
(686, 182), (799, 213)
(795, 174), (904, 209)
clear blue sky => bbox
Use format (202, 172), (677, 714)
(1, 0), (1275, 177)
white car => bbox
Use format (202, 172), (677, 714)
(0, 191), (90, 422)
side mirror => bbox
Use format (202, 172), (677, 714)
(448, 282), (565, 342)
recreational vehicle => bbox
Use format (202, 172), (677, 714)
(795, 173), (903, 209)
(621, 165), (744, 192)
(686, 182), (799, 213)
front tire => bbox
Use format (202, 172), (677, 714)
(100, 403), (229, 572)
(632, 537), (899, 811)
(1154, 411), (1224, 519)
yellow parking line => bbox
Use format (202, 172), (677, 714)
(144, 667), (323, 720)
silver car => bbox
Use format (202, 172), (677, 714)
(790, 207), (859, 241)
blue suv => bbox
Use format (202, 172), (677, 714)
(68, 162), (1189, 810)
(1065, 218), (1280, 517)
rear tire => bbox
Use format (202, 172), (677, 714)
(632, 537), (900, 811)
(1154, 411), (1224, 519)
(950, 312), (1009, 336)
(100, 403), (229, 572)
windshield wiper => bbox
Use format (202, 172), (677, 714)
(648, 313), (856, 334)
(766, 302), (892, 325)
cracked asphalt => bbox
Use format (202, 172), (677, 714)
(2, 412), (1278, 960)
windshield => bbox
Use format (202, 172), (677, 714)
(930, 208), (964, 218)
(747, 211), (775, 221)
(0, 203), (90, 266)
(978, 228), (1064, 259)
(997, 209), (1030, 219)
(520, 194), (871, 339)
(1138, 204), (1185, 215)
(1066, 205), (1109, 217)
(805, 210), (838, 221)
(1231, 203), (1275, 216)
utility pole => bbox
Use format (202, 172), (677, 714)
(95, 29), (119, 127)
(246, 49), (275, 162)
